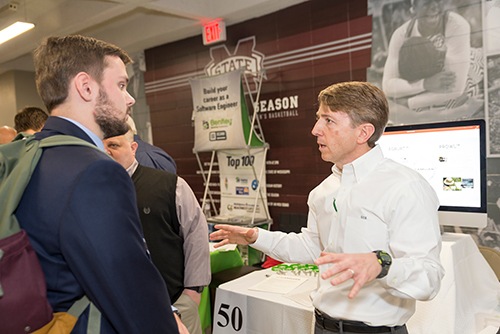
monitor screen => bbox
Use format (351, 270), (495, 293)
(377, 119), (487, 228)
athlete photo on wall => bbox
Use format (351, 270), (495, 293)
(368, 0), (484, 125)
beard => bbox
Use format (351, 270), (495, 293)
(94, 88), (129, 139)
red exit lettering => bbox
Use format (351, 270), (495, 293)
(203, 19), (226, 45)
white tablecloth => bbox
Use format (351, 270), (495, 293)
(213, 269), (316, 334)
(407, 233), (500, 334)
(213, 233), (500, 334)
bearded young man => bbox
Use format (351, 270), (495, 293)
(15, 35), (181, 334)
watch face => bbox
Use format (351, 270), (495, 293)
(380, 252), (391, 264)
(375, 250), (392, 279)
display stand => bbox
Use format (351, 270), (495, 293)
(190, 69), (272, 257)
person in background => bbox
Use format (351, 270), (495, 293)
(382, 0), (471, 119)
(14, 106), (49, 134)
(210, 81), (444, 334)
(16, 35), (182, 334)
(104, 127), (210, 334)
(0, 125), (17, 144)
(126, 116), (177, 173)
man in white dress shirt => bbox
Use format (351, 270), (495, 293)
(210, 81), (444, 334)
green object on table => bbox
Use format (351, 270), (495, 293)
(199, 247), (244, 330)
(210, 248), (244, 274)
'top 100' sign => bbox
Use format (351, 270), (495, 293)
(203, 19), (226, 45)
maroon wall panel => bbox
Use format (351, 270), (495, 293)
(144, 0), (371, 230)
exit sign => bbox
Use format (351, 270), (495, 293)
(203, 19), (226, 45)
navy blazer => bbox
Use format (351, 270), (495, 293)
(134, 134), (177, 174)
(16, 117), (178, 334)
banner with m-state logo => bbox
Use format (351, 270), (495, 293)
(190, 69), (263, 152)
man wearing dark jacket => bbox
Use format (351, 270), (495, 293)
(16, 35), (181, 334)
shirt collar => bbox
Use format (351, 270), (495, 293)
(57, 116), (105, 151)
(331, 164), (342, 180)
(126, 159), (139, 177)
(340, 145), (385, 183)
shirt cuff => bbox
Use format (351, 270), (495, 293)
(252, 228), (272, 253)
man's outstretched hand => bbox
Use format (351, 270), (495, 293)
(209, 225), (259, 248)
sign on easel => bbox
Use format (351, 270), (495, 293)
(191, 69), (259, 152)
(217, 148), (268, 219)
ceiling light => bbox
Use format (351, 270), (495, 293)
(0, 21), (34, 45)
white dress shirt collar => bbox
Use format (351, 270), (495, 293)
(126, 159), (139, 177)
(335, 145), (384, 183)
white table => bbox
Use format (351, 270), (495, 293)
(213, 233), (500, 334)
(407, 233), (500, 334)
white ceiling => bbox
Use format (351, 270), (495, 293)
(0, 0), (307, 75)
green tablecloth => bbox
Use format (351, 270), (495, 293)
(199, 247), (244, 330)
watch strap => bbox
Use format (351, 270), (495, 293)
(373, 250), (392, 279)
(186, 286), (205, 293)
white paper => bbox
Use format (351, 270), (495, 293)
(248, 275), (308, 294)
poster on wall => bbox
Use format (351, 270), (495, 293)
(487, 53), (500, 156)
(216, 148), (268, 220)
(485, 1), (500, 157)
(367, 0), (484, 126)
(190, 69), (263, 152)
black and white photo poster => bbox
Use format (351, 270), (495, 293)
(368, 0), (484, 125)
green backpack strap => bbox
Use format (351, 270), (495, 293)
(39, 135), (102, 150)
(68, 295), (101, 334)
(0, 134), (43, 239)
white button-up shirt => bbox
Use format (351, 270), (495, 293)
(253, 145), (444, 326)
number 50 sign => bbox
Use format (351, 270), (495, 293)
(213, 289), (248, 334)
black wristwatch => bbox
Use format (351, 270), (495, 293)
(373, 250), (392, 279)
(186, 286), (204, 293)
(173, 309), (181, 320)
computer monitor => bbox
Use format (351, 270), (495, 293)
(377, 119), (487, 228)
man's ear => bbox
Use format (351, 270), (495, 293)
(74, 72), (94, 102)
(131, 141), (138, 156)
(357, 123), (375, 145)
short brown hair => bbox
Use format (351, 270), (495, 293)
(14, 106), (48, 132)
(318, 81), (389, 147)
(33, 35), (133, 113)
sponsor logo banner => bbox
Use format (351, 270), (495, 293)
(217, 148), (268, 218)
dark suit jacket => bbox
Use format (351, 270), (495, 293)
(16, 117), (178, 334)
(134, 134), (177, 174)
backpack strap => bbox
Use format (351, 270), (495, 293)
(39, 135), (102, 150)
(67, 295), (101, 334)
(87, 303), (102, 334)
(0, 134), (43, 238)
(67, 295), (91, 318)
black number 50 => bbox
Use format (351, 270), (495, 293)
(217, 303), (243, 331)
